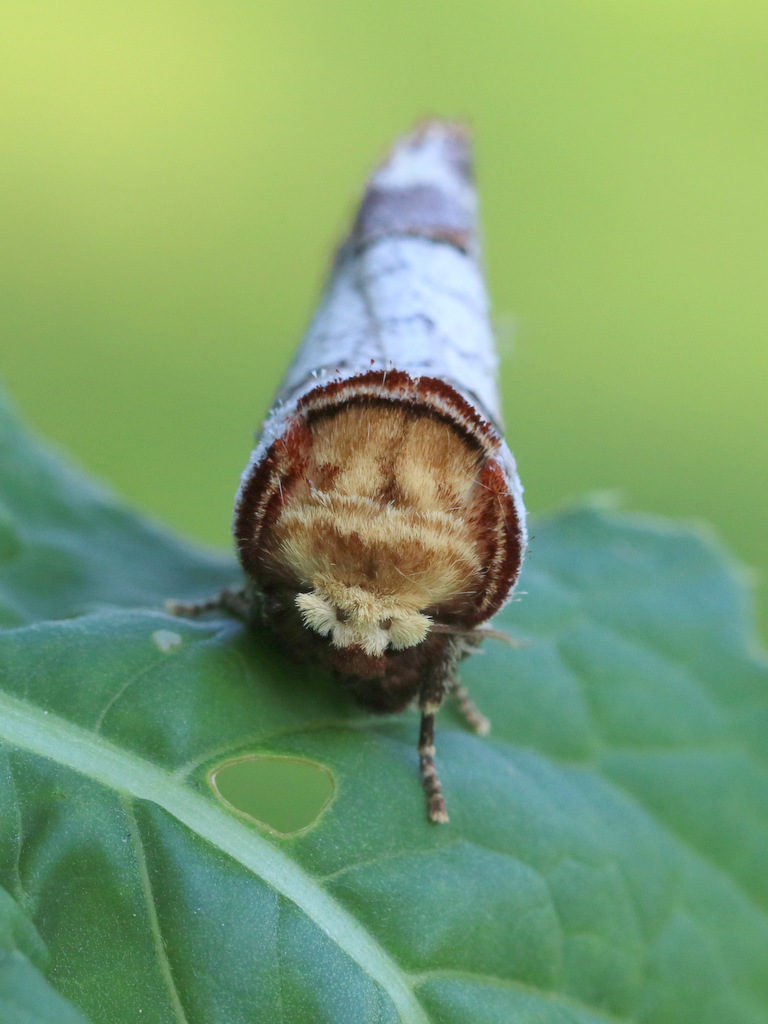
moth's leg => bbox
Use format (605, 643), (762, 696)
(418, 668), (451, 824)
(449, 678), (491, 736)
(418, 706), (449, 824)
(164, 588), (249, 621)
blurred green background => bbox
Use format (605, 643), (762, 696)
(2, 1), (767, 636)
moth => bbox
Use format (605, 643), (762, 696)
(170, 122), (526, 823)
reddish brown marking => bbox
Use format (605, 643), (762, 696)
(311, 460), (342, 491)
(305, 393), (486, 460)
(462, 460), (523, 623)
(296, 369), (498, 447)
(378, 477), (405, 505)
(233, 419), (314, 581)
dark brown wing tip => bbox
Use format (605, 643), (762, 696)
(351, 120), (478, 252)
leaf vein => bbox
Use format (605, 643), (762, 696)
(122, 794), (190, 1024)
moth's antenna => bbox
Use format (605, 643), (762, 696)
(429, 622), (524, 647)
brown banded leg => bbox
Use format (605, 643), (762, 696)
(417, 639), (465, 823)
(164, 588), (249, 620)
(449, 679), (491, 736)
(419, 707), (449, 824)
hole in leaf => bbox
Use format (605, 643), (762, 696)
(210, 756), (334, 835)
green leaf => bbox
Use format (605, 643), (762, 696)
(1, 388), (767, 1024)
(0, 885), (90, 1024)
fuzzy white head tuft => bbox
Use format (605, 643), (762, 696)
(295, 586), (431, 657)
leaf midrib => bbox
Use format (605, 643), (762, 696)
(0, 691), (429, 1024)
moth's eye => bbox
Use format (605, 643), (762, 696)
(380, 618), (393, 630)
(335, 608), (350, 623)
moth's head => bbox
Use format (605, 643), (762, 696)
(295, 577), (431, 657)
